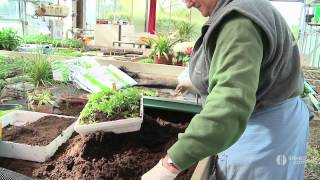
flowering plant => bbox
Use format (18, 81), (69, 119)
(173, 42), (194, 64)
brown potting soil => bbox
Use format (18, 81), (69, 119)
(304, 72), (320, 80)
(58, 103), (85, 116)
(33, 115), (195, 179)
(2, 116), (76, 146)
(81, 108), (139, 124)
(307, 80), (320, 94)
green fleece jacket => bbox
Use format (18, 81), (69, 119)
(168, 15), (263, 170)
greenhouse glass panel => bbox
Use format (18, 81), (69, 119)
(96, 0), (133, 23)
(156, 0), (207, 40)
(0, 0), (21, 19)
(132, 0), (147, 32)
(97, 0), (114, 20)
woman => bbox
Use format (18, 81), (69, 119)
(142, 0), (309, 179)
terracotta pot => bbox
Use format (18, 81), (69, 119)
(154, 54), (173, 65)
(30, 104), (54, 114)
(173, 60), (183, 66)
(60, 94), (88, 105)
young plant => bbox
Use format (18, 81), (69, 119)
(60, 39), (84, 49)
(80, 88), (158, 125)
(174, 21), (194, 41)
(28, 90), (56, 107)
(22, 34), (54, 45)
(0, 28), (21, 51)
(173, 42), (194, 65)
(149, 34), (177, 60)
(27, 53), (53, 86)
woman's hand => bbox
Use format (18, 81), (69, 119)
(141, 155), (180, 180)
(175, 80), (195, 95)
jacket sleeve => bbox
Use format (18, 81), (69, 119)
(168, 15), (264, 170)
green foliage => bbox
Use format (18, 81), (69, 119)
(0, 28), (21, 51)
(174, 21), (194, 41)
(103, 13), (132, 22)
(138, 58), (154, 64)
(0, 56), (30, 90)
(176, 52), (190, 63)
(28, 90), (56, 106)
(149, 35), (177, 60)
(56, 48), (82, 57)
(22, 34), (54, 45)
(0, 79), (7, 89)
(60, 39), (84, 49)
(306, 145), (320, 177)
(27, 54), (53, 86)
(290, 24), (300, 42)
(5, 75), (30, 84)
(80, 88), (158, 124)
(22, 34), (83, 48)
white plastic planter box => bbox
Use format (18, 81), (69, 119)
(0, 111), (76, 162)
(74, 99), (143, 135)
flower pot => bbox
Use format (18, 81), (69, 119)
(0, 104), (22, 111)
(173, 60), (183, 66)
(154, 54), (173, 65)
(60, 94), (88, 105)
(30, 104), (54, 114)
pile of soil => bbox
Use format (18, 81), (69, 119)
(307, 80), (320, 93)
(57, 103), (85, 116)
(304, 72), (320, 80)
(33, 115), (195, 179)
(3, 116), (76, 146)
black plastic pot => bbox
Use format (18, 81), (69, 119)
(0, 104), (22, 111)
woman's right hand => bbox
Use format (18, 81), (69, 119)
(175, 80), (194, 95)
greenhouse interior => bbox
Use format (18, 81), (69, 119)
(0, 0), (319, 179)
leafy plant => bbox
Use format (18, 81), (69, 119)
(0, 56), (31, 90)
(149, 35), (177, 60)
(138, 58), (154, 64)
(27, 90), (56, 106)
(0, 79), (7, 90)
(174, 21), (194, 41)
(290, 24), (300, 42)
(0, 28), (21, 51)
(22, 34), (54, 45)
(173, 42), (194, 64)
(306, 145), (320, 178)
(80, 88), (158, 124)
(56, 48), (82, 57)
(60, 39), (84, 49)
(27, 53), (53, 86)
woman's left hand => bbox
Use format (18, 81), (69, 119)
(141, 155), (180, 180)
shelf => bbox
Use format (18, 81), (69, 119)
(41, 14), (68, 18)
(308, 22), (320, 26)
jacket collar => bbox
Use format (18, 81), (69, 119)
(205, 0), (234, 26)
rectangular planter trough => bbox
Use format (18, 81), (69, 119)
(0, 110), (76, 162)
(74, 98), (144, 135)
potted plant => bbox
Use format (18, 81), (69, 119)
(149, 35), (176, 65)
(173, 41), (194, 66)
(174, 21), (194, 41)
(0, 28), (21, 51)
(27, 53), (53, 86)
(75, 88), (158, 135)
(60, 93), (88, 105)
(27, 90), (57, 113)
